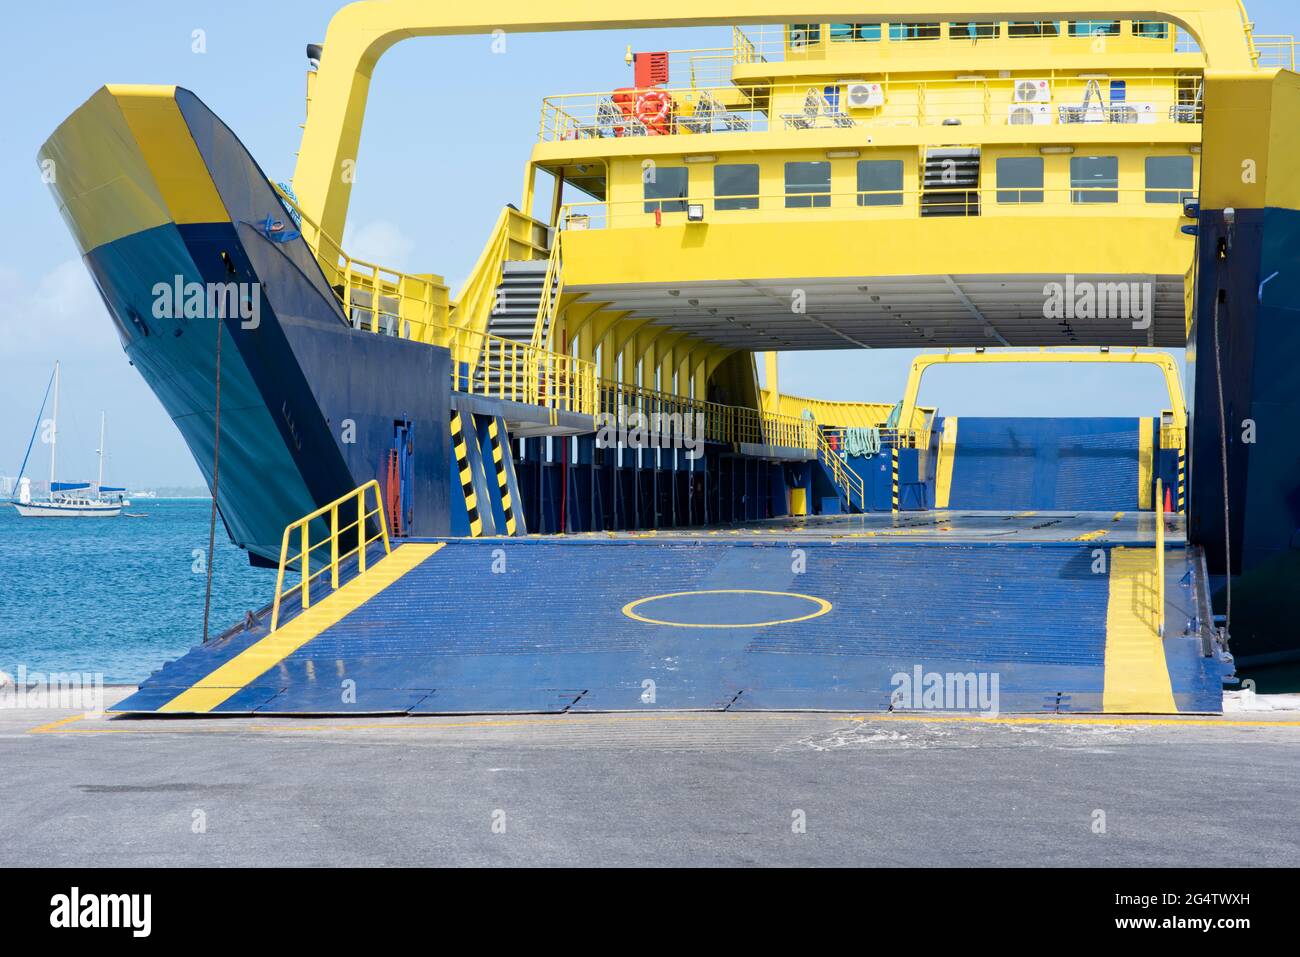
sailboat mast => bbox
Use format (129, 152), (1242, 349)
(97, 411), (106, 489)
(49, 361), (59, 489)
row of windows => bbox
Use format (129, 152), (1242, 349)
(643, 156), (1195, 211)
(793, 20), (1168, 45)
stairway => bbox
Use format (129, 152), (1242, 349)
(477, 259), (557, 396)
(921, 147), (980, 217)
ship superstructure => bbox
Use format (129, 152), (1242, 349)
(37, 2), (1300, 714)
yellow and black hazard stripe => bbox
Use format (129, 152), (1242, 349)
(449, 410), (483, 537)
(1177, 445), (1186, 514)
(891, 447), (900, 513)
(486, 418), (518, 535)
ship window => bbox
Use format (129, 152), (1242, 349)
(644, 167), (689, 213)
(830, 23), (882, 42)
(1145, 156), (1194, 204)
(951, 22), (999, 40)
(1134, 21), (1170, 39)
(889, 23), (942, 42)
(789, 24), (821, 48)
(785, 161), (831, 208)
(996, 157), (1044, 203)
(1070, 156), (1119, 203)
(714, 164), (760, 210)
(1008, 21), (1061, 38)
(1069, 20), (1121, 38)
(856, 160), (904, 206)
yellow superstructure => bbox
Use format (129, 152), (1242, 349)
(281, 2), (1290, 427)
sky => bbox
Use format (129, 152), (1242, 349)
(1, 1), (1295, 487)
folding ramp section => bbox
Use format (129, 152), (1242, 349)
(113, 526), (1225, 716)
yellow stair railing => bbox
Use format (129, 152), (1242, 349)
(271, 184), (597, 418)
(815, 428), (866, 512)
(269, 481), (391, 632)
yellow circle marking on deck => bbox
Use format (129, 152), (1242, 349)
(621, 589), (832, 628)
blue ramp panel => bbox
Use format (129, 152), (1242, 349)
(116, 537), (1223, 715)
(947, 418), (1143, 511)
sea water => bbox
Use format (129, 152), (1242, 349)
(0, 499), (278, 683)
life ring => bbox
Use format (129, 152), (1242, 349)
(634, 89), (673, 134)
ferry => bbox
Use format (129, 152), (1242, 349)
(37, 2), (1300, 715)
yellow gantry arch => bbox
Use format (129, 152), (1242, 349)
(896, 347), (1188, 429)
(293, 1), (1258, 244)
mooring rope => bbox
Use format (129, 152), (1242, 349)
(202, 313), (223, 643)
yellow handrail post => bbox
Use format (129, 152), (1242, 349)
(376, 483), (392, 553)
(330, 502), (339, 589)
(301, 522), (311, 612)
(358, 491), (367, 576)
(270, 525), (291, 632)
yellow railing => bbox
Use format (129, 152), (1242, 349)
(815, 429), (866, 510)
(531, 232), (563, 349)
(538, 72), (1203, 141)
(273, 185), (596, 417)
(599, 381), (816, 449)
(273, 184), (451, 343)
(269, 481), (391, 632)
(456, 327), (598, 415)
(1155, 477), (1166, 638)
(1253, 35), (1299, 69)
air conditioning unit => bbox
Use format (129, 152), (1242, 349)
(1008, 103), (1052, 125)
(1013, 79), (1052, 103)
(1111, 101), (1158, 124)
(845, 81), (885, 108)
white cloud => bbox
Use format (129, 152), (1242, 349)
(341, 220), (416, 272)
(0, 257), (114, 361)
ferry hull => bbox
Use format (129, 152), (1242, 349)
(41, 86), (453, 562)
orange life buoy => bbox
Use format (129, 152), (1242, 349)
(634, 89), (673, 134)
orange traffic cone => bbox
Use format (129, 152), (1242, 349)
(1164, 485), (1173, 514)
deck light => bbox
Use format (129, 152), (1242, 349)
(687, 203), (705, 222)
(1040, 146), (1075, 154)
(826, 149), (860, 159)
(684, 154), (716, 164)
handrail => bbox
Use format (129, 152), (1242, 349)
(537, 71), (1208, 141)
(269, 480), (391, 632)
(599, 379), (816, 449)
(272, 184), (596, 417)
(815, 427), (866, 510)
(1155, 476), (1166, 638)
(531, 231), (563, 350)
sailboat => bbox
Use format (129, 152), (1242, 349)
(11, 362), (126, 518)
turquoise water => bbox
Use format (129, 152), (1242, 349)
(0, 499), (278, 683)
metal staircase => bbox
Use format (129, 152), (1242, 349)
(475, 260), (558, 395)
(921, 147), (981, 217)
(487, 260), (554, 347)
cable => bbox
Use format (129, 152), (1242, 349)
(202, 313), (223, 643)
(1211, 286), (1231, 642)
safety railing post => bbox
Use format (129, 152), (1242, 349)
(358, 492), (367, 576)
(301, 523), (311, 612)
(330, 503), (339, 589)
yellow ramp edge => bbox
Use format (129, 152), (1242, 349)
(1103, 545), (1177, 714)
(934, 416), (958, 509)
(159, 543), (444, 714)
